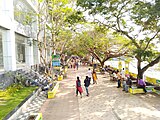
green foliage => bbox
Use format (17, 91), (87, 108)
(5, 84), (23, 96)
(65, 11), (86, 25)
(134, 48), (159, 63)
(68, 25), (129, 63)
(44, 0), (83, 55)
(131, 1), (159, 30)
(14, 9), (36, 26)
(14, 73), (27, 86)
(77, 0), (160, 78)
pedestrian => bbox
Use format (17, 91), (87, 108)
(84, 76), (91, 96)
(73, 58), (76, 70)
(75, 58), (79, 70)
(70, 59), (73, 68)
(92, 69), (98, 84)
(87, 68), (92, 83)
(76, 76), (83, 98)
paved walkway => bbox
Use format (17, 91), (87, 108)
(17, 91), (47, 120)
(40, 66), (160, 120)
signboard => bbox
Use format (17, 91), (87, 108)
(52, 54), (61, 67)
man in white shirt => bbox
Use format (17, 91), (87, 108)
(121, 68), (127, 91)
(121, 68), (125, 79)
(87, 68), (92, 83)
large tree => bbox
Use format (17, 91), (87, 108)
(46, 0), (86, 65)
(77, 0), (160, 79)
(70, 25), (129, 67)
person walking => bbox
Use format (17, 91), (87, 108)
(84, 76), (91, 96)
(76, 76), (83, 98)
(75, 58), (79, 70)
(87, 68), (92, 83)
(73, 58), (76, 70)
(92, 69), (98, 84)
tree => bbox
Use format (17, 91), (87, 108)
(36, 0), (86, 71)
(45, 0), (86, 66)
(71, 25), (129, 67)
(77, 0), (160, 79)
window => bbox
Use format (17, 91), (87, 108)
(15, 34), (26, 64)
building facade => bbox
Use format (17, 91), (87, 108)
(0, 0), (40, 72)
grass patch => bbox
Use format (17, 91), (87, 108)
(0, 86), (37, 120)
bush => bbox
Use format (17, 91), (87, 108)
(5, 84), (23, 95)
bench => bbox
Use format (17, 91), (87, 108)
(129, 86), (154, 94)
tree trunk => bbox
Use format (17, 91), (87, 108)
(137, 60), (144, 81)
(100, 61), (104, 68)
(137, 70), (144, 80)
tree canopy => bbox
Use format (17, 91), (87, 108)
(77, 0), (160, 78)
(33, 0), (160, 79)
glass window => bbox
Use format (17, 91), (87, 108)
(15, 34), (26, 64)
(0, 31), (3, 69)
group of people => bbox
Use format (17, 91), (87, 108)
(110, 68), (147, 93)
(75, 66), (147, 98)
(69, 58), (79, 70)
(75, 68), (98, 98)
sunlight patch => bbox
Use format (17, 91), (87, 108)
(129, 107), (160, 118)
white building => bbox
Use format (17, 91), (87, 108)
(0, 0), (40, 72)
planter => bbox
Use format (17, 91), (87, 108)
(48, 82), (59, 99)
(58, 75), (63, 81)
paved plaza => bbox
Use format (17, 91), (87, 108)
(40, 66), (160, 120)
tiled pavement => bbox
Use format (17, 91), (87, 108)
(17, 91), (47, 120)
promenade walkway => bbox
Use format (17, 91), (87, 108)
(40, 66), (160, 120)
